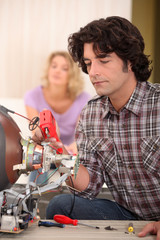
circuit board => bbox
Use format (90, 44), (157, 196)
(0, 218), (38, 234)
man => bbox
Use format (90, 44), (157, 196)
(36, 16), (160, 238)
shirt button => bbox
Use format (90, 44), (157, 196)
(135, 184), (139, 188)
(152, 145), (158, 151)
(128, 165), (132, 169)
(97, 144), (102, 149)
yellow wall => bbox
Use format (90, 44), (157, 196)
(154, 0), (160, 83)
(132, 0), (156, 83)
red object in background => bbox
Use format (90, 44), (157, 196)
(39, 110), (63, 154)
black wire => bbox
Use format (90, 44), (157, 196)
(68, 176), (75, 217)
(1, 105), (42, 133)
(15, 186), (39, 216)
(11, 185), (32, 206)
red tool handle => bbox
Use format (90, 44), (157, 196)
(39, 110), (63, 154)
(54, 215), (78, 226)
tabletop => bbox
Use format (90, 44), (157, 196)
(0, 220), (156, 240)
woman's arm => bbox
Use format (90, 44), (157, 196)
(64, 116), (80, 154)
(25, 106), (40, 135)
(25, 105), (39, 120)
(65, 140), (77, 154)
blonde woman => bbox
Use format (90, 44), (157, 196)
(24, 51), (91, 154)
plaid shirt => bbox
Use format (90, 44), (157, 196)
(75, 81), (160, 221)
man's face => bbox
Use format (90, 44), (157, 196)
(83, 43), (133, 99)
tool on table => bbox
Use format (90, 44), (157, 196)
(128, 222), (134, 233)
(105, 225), (117, 231)
(125, 222), (135, 234)
(54, 215), (99, 229)
(38, 220), (65, 228)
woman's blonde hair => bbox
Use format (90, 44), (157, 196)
(41, 51), (84, 99)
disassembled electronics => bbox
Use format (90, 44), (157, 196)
(0, 106), (79, 233)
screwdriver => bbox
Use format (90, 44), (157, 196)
(38, 220), (65, 228)
(54, 214), (99, 229)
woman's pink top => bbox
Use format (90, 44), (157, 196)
(24, 86), (91, 145)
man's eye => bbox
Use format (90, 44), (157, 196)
(85, 62), (91, 66)
(100, 60), (109, 64)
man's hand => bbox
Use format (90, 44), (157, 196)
(32, 127), (45, 144)
(32, 128), (68, 154)
(138, 221), (160, 240)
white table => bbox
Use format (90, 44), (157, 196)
(0, 220), (156, 239)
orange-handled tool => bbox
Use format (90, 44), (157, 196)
(54, 214), (99, 229)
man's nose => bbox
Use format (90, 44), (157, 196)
(89, 61), (99, 77)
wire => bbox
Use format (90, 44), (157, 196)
(2, 106), (75, 216)
(68, 176), (75, 217)
(34, 169), (43, 183)
(48, 144), (62, 154)
(46, 168), (59, 182)
(2, 105), (42, 133)
(14, 112), (41, 133)
(3, 106), (31, 122)
(33, 166), (59, 187)
(28, 116), (40, 131)
(2, 192), (7, 206)
(11, 185), (31, 206)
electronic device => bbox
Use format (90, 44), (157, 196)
(0, 105), (79, 233)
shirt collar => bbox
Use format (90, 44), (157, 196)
(101, 81), (147, 118)
(125, 81), (147, 116)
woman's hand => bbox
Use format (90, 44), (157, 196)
(32, 127), (45, 144)
(32, 128), (69, 154)
(138, 221), (160, 240)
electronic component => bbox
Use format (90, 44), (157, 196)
(0, 106), (80, 233)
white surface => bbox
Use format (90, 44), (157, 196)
(0, 220), (156, 239)
(0, 97), (31, 137)
(0, 0), (132, 98)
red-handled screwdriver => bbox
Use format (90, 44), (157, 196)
(54, 214), (99, 229)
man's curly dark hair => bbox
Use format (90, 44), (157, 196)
(68, 16), (152, 81)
